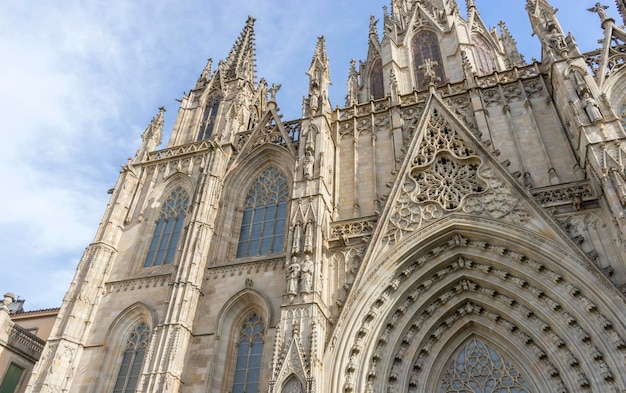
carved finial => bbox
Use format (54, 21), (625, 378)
(246, 15), (256, 27)
(369, 15), (378, 36)
(268, 83), (281, 103)
(588, 2), (613, 25)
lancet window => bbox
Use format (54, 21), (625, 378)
(197, 93), (222, 141)
(236, 166), (288, 258)
(472, 35), (496, 75)
(412, 30), (445, 90)
(231, 313), (265, 393)
(440, 338), (532, 393)
(113, 323), (150, 393)
(369, 57), (384, 100)
(144, 186), (190, 267)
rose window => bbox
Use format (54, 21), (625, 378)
(410, 154), (485, 210)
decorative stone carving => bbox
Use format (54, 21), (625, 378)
(287, 257), (300, 299)
(300, 255), (314, 294)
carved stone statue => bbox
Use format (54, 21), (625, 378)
(303, 150), (314, 180)
(292, 223), (301, 255)
(304, 221), (313, 253)
(546, 24), (567, 54)
(582, 92), (602, 123)
(287, 257), (300, 297)
(587, 2), (610, 21)
(300, 255), (314, 294)
(268, 83), (281, 102)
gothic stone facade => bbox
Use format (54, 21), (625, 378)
(25, 1), (626, 392)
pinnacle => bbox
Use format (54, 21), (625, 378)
(223, 16), (258, 83)
(311, 36), (328, 66)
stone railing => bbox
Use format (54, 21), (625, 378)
(330, 216), (378, 242)
(145, 139), (218, 162)
(8, 323), (46, 361)
(531, 180), (596, 208)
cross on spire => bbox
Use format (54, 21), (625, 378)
(419, 58), (441, 88)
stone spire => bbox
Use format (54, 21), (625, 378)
(222, 16), (257, 83)
(526, 0), (572, 62)
(498, 21), (525, 67)
(195, 58), (213, 88)
(306, 36), (331, 116)
(345, 59), (359, 107)
(134, 107), (165, 162)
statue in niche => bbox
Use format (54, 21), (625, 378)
(304, 221), (313, 253)
(287, 257), (300, 298)
(292, 223), (301, 255)
(582, 92), (602, 123)
(300, 255), (314, 294)
(303, 150), (314, 180)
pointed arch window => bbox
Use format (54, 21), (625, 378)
(440, 338), (533, 393)
(144, 186), (190, 267)
(236, 167), (289, 258)
(369, 57), (384, 100)
(232, 313), (265, 393)
(473, 35), (496, 75)
(197, 93), (222, 141)
(412, 30), (445, 90)
(113, 323), (150, 393)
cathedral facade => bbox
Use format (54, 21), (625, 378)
(24, 1), (626, 392)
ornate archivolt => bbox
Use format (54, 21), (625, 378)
(329, 231), (626, 393)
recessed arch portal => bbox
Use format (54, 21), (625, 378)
(327, 219), (626, 393)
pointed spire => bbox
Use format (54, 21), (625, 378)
(223, 16), (257, 83)
(526, 0), (571, 61)
(195, 58), (213, 88)
(498, 21), (525, 67)
(307, 36), (331, 116)
(135, 107), (165, 162)
(311, 34), (329, 67)
(346, 59), (359, 107)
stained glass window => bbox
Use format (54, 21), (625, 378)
(113, 323), (150, 393)
(370, 57), (384, 100)
(412, 30), (445, 90)
(232, 313), (265, 393)
(473, 36), (496, 75)
(236, 166), (288, 258)
(440, 339), (532, 393)
(144, 186), (190, 267)
(197, 93), (221, 141)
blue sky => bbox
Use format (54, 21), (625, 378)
(0, 0), (618, 310)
